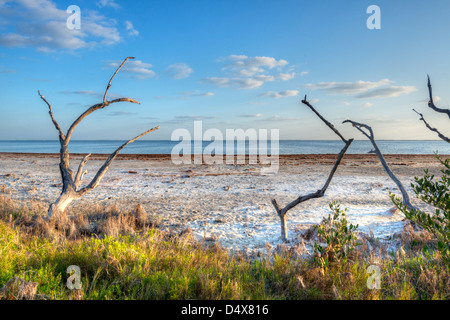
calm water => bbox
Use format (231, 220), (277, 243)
(0, 140), (449, 155)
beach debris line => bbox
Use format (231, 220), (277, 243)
(38, 57), (160, 218)
(271, 95), (354, 242)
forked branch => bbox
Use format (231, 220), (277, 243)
(78, 125), (160, 196)
(272, 96), (353, 242)
(39, 56), (160, 218)
(65, 57), (139, 144)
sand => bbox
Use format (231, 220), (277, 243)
(0, 152), (447, 254)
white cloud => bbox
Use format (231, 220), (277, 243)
(202, 77), (266, 89)
(202, 77), (231, 87)
(277, 72), (295, 81)
(246, 102), (266, 106)
(172, 115), (218, 121)
(204, 54), (292, 89)
(61, 90), (100, 97)
(259, 90), (299, 98)
(356, 86), (417, 99)
(300, 71), (309, 76)
(96, 0), (120, 9)
(166, 63), (193, 79)
(125, 20), (139, 36)
(362, 102), (374, 108)
(0, 0), (122, 52)
(305, 78), (417, 99)
(108, 111), (137, 117)
(179, 90), (215, 97)
(231, 78), (265, 89)
(223, 55), (288, 73)
(240, 113), (263, 118)
(60, 89), (123, 100)
(305, 79), (391, 95)
(106, 59), (156, 79)
(259, 115), (298, 122)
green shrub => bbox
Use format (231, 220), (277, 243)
(391, 154), (450, 263)
(314, 202), (361, 268)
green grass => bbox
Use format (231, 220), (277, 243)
(0, 197), (449, 300)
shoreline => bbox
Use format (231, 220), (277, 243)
(1, 152), (448, 160)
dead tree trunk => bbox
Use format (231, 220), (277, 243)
(38, 57), (160, 218)
(413, 76), (450, 143)
(272, 96), (353, 242)
(342, 120), (415, 210)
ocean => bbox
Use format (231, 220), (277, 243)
(0, 140), (449, 155)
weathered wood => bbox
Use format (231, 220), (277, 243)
(271, 96), (353, 242)
(74, 153), (91, 189)
(413, 109), (450, 143)
(426, 75), (450, 119)
(39, 57), (159, 218)
(413, 76), (450, 143)
(77, 125), (159, 196)
(343, 119), (415, 210)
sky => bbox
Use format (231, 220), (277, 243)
(1, 0), (450, 141)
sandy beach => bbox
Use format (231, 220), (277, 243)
(0, 152), (447, 254)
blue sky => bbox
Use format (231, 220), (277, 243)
(1, 0), (450, 140)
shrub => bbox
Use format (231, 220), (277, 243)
(391, 154), (450, 263)
(314, 202), (361, 268)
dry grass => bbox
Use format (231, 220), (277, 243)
(0, 194), (449, 300)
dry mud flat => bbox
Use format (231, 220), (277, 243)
(0, 152), (448, 255)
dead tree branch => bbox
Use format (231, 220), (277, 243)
(39, 57), (159, 218)
(77, 125), (160, 196)
(413, 109), (450, 143)
(271, 95), (353, 242)
(38, 91), (65, 142)
(343, 119), (415, 210)
(413, 76), (450, 143)
(427, 75), (450, 119)
(74, 153), (91, 189)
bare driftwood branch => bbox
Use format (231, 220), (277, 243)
(78, 125), (160, 196)
(74, 153), (91, 189)
(413, 76), (450, 143)
(301, 95), (348, 143)
(66, 57), (138, 144)
(39, 57), (159, 218)
(271, 96), (353, 242)
(343, 119), (414, 210)
(103, 57), (134, 105)
(413, 109), (450, 143)
(38, 90), (65, 142)
(427, 75), (450, 119)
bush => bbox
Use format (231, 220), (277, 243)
(314, 202), (361, 268)
(391, 154), (450, 263)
